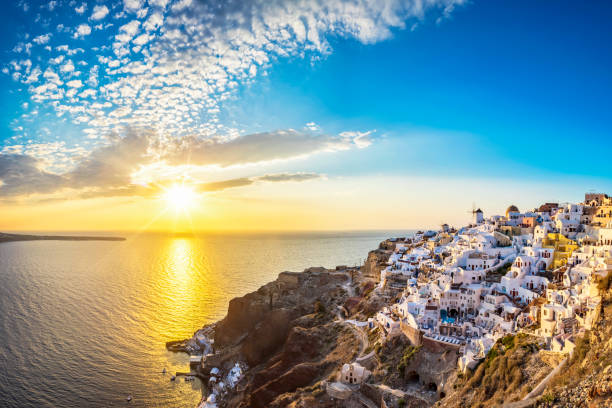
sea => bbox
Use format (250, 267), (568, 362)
(0, 230), (412, 407)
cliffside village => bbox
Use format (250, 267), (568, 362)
(194, 193), (612, 407)
(362, 192), (612, 376)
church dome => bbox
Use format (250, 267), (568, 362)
(506, 205), (519, 217)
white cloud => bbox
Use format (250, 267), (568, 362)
(339, 130), (374, 149)
(116, 20), (140, 44)
(49, 55), (64, 65)
(123, 0), (144, 13)
(66, 79), (84, 88)
(79, 89), (96, 98)
(91, 5), (110, 21)
(149, 0), (170, 8)
(133, 33), (151, 46)
(75, 3), (86, 15)
(33, 34), (51, 45)
(73, 24), (91, 38)
(143, 12), (163, 31)
(43, 67), (63, 85)
(305, 122), (320, 131)
(60, 60), (75, 73)
(171, 0), (192, 12)
(163, 129), (375, 167)
(23, 67), (41, 84)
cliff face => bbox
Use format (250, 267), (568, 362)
(207, 268), (362, 407)
(363, 247), (392, 278)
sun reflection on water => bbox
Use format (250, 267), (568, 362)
(168, 238), (193, 279)
(155, 237), (201, 340)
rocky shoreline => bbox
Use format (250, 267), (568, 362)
(166, 233), (612, 408)
(165, 242), (445, 408)
(166, 266), (369, 407)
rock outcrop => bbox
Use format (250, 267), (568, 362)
(363, 247), (393, 278)
(204, 268), (361, 407)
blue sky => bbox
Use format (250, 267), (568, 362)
(0, 0), (611, 230)
(222, 0), (612, 178)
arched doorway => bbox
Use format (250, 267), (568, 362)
(406, 371), (420, 384)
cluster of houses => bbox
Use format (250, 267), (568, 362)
(369, 193), (612, 373)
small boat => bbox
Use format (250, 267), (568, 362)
(170, 375), (176, 381)
(126, 395), (132, 402)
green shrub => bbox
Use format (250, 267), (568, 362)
(485, 347), (499, 367)
(541, 392), (554, 403)
(398, 345), (421, 375)
(501, 335), (515, 349)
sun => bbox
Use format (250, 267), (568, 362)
(162, 184), (198, 212)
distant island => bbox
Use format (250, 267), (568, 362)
(0, 232), (126, 243)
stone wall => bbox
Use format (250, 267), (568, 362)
(400, 321), (423, 346)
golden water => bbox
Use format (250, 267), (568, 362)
(0, 231), (405, 407)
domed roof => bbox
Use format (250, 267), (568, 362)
(506, 205), (519, 216)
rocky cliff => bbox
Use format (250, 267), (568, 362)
(363, 246), (392, 278)
(201, 267), (363, 407)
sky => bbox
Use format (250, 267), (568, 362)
(0, 0), (611, 232)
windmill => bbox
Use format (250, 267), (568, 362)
(440, 221), (450, 232)
(467, 203), (483, 225)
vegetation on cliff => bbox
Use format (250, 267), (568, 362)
(536, 273), (612, 408)
(437, 333), (552, 408)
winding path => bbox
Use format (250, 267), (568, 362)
(522, 357), (567, 400)
(335, 307), (369, 358)
(502, 357), (568, 408)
